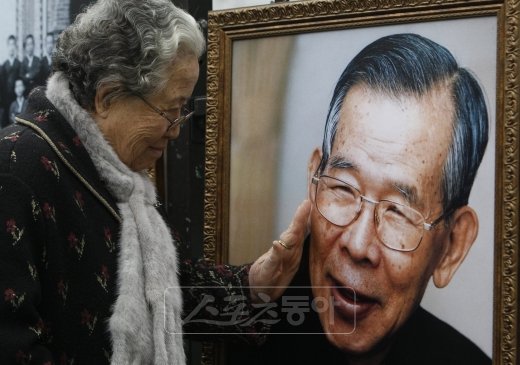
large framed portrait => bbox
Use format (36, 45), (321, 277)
(205, 0), (518, 364)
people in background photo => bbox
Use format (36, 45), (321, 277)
(232, 33), (490, 365)
(8, 78), (27, 125)
(19, 34), (41, 96)
(0, 66), (4, 127)
(2, 35), (21, 127)
(40, 32), (55, 84)
(0, 0), (311, 364)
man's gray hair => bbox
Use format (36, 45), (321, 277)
(53, 0), (205, 110)
(320, 33), (488, 217)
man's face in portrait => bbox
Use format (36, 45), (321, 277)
(25, 36), (34, 57)
(7, 37), (16, 58)
(14, 79), (25, 97)
(45, 34), (54, 56)
(307, 83), (477, 355)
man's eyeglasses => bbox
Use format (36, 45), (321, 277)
(137, 95), (194, 131)
(312, 174), (447, 252)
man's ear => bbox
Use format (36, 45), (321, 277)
(432, 206), (479, 288)
(307, 148), (323, 201)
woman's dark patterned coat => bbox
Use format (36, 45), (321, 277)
(0, 89), (261, 365)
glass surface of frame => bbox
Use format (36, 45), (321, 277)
(205, 1), (519, 364)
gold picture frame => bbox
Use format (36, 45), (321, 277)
(204, 0), (518, 363)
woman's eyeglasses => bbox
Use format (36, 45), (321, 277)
(138, 95), (194, 131)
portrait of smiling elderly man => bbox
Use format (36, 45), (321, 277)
(231, 33), (491, 365)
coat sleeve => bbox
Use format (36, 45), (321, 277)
(0, 173), (55, 364)
(179, 258), (276, 345)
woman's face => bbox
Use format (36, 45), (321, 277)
(94, 53), (199, 171)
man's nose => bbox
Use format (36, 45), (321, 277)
(338, 200), (381, 266)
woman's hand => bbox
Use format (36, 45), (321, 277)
(248, 199), (311, 303)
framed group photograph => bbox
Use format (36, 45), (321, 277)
(0, 0), (92, 128)
(205, 0), (518, 364)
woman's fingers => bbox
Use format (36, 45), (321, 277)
(249, 199), (311, 302)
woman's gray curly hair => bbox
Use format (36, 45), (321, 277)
(53, 0), (205, 110)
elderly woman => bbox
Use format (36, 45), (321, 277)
(0, 0), (310, 364)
